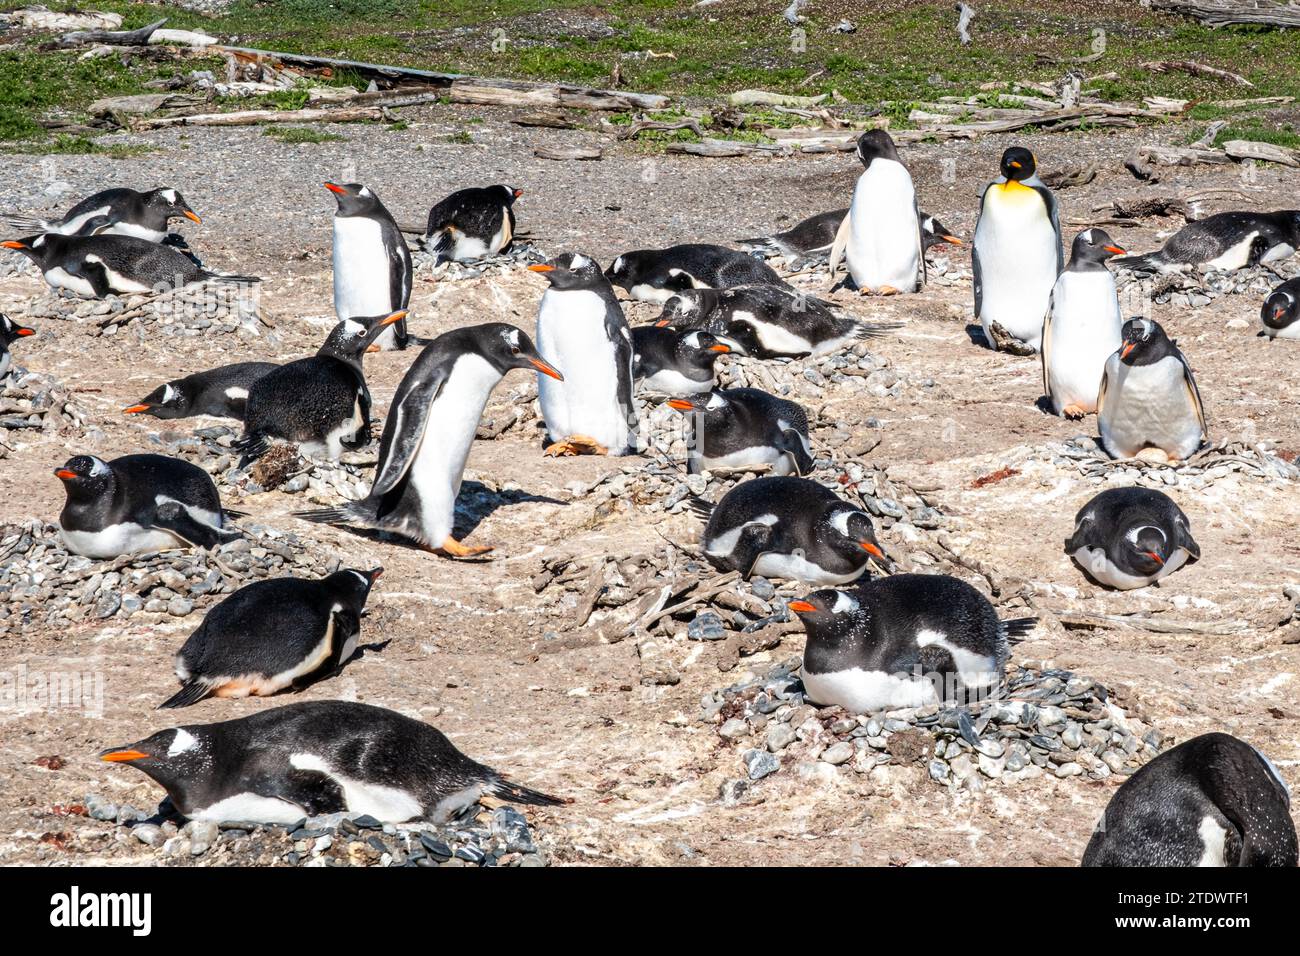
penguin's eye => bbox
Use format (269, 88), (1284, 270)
(510, 346), (520, 355)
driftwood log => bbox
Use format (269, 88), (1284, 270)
(1152, 0), (1300, 28)
(133, 107), (384, 129)
(60, 17), (167, 47)
(1223, 138), (1300, 167)
(1140, 59), (1253, 86)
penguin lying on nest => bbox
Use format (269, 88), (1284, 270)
(123, 361), (279, 421)
(1261, 276), (1300, 339)
(0, 313), (35, 381)
(631, 326), (735, 397)
(654, 284), (899, 359)
(606, 243), (786, 304)
(1114, 210), (1300, 274)
(422, 184), (522, 263)
(738, 209), (961, 266)
(2, 186), (201, 243)
(667, 388), (814, 476)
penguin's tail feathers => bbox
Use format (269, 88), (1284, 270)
(490, 776), (570, 808)
(685, 495), (715, 522)
(1, 214), (45, 232)
(735, 235), (775, 252)
(1000, 617), (1038, 644)
(423, 228), (454, 265)
(1111, 252), (1163, 273)
(158, 680), (211, 710)
(201, 271), (261, 285)
(294, 506), (350, 525)
(851, 320), (905, 340)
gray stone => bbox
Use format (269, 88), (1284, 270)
(766, 722), (797, 752)
(820, 741), (854, 765)
(718, 718), (749, 741)
(743, 748), (780, 780)
(131, 824), (165, 847)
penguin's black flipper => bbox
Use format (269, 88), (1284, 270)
(685, 496), (715, 521)
(66, 257), (112, 298)
(1000, 617), (1038, 644)
(158, 679), (212, 710)
(151, 500), (240, 550)
(777, 428), (814, 477)
(233, 431), (270, 467)
(489, 776), (568, 808)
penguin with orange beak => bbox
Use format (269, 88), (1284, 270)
(1066, 487), (1199, 590)
(326, 181), (412, 351)
(0, 313), (35, 381)
(123, 361), (278, 421)
(1261, 277), (1300, 340)
(667, 388), (813, 476)
(631, 326), (737, 396)
(1, 186), (201, 243)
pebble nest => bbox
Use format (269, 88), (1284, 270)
(0, 367), (90, 456)
(49, 796), (549, 868)
(21, 283), (269, 341)
(1016, 435), (1300, 487)
(0, 519), (339, 634)
(1116, 260), (1300, 309)
(705, 657), (1166, 797)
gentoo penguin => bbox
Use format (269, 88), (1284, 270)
(1065, 486), (1200, 590)
(696, 476), (892, 585)
(2, 186), (201, 243)
(123, 362), (279, 421)
(326, 182), (412, 352)
(298, 324), (562, 558)
(422, 184), (521, 262)
(738, 208), (960, 264)
(827, 129), (925, 295)
(972, 146), (1063, 354)
(0, 313), (35, 381)
(606, 243), (785, 305)
(234, 311), (404, 465)
(0, 233), (257, 298)
(531, 253), (637, 456)
(1115, 210), (1300, 273)
(1260, 276), (1300, 340)
(667, 388), (814, 476)
(631, 326), (733, 396)
(789, 575), (1036, 712)
(55, 453), (239, 559)
(1041, 228), (1126, 418)
(656, 285), (898, 359)
(1097, 318), (1207, 462)
(161, 568), (383, 708)
(1082, 733), (1297, 867)
(100, 700), (565, 824)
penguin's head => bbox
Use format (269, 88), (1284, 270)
(1118, 317), (1172, 365)
(324, 182), (381, 216)
(471, 323), (564, 381)
(679, 330), (738, 363)
(603, 250), (650, 290)
(654, 290), (713, 329)
(1121, 524), (1168, 577)
(1070, 228), (1125, 266)
(146, 188), (202, 226)
(123, 380), (189, 419)
(0, 234), (54, 264)
(855, 129), (901, 168)
(0, 313), (35, 346)
(920, 215), (962, 251)
(666, 388), (730, 415)
(497, 185), (524, 204)
(824, 506), (893, 572)
(319, 310), (407, 360)
(788, 588), (863, 636)
(999, 146), (1037, 182)
(1262, 285), (1298, 330)
(53, 455), (114, 499)
(529, 252), (606, 290)
(326, 567), (384, 612)
(100, 726), (213, 811)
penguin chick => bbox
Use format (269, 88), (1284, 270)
(123, 361), (279, 421)
(161, 567), (383, 708)
(100, 700), (567, 824)
(1065, 486), (1199, 590)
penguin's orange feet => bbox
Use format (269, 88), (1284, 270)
(857, 286), (873, 296)
(544, 435), (609, 457)
(1062, 403), (1087, 420)
(437, 536), (494, 558)
(876, 285), (901, 296)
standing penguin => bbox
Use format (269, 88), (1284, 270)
(532, 253), (637, 456)
(789, 575), (1036, 712)
(55, 453), (239, 558)
(1065, 486), (1199, 590)
(972, 146), (1063, 354)
(0, 313), (35, 381)
(327, 182), (412, 352)
(827, 129), (925, 295)
(161, 568), (383, 708)
(697, 476), (892, 585)
(1082, 733), (1296, 867)
(234, 311), (404, 464)
(1097, 318), (1207, 462)
(739, 208), (959, 265)
(2, 186), (201, 243)
(297, 324), (562, 557)
(1041, 228), (1126, 418)
(1260, 276), (1300, 340)
(667, 388), (814, 476)
(123, 361), (279, 421)
(631, 326), (734, 396)
(422, 184), (522, 262)
(100, 700), (565, 824)
(1, 233), (257, 298)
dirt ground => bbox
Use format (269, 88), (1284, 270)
(1, 106), (1298, 866)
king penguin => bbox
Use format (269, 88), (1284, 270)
(100, 700), (566, 824)
(297, 324), (562, 558)
(828, 129), (925, 295)
(531, 253), (637, 456)
(327, 182), (412, 351)
(1041, 228), (1126, 418)
(972, 146), (1063, 354)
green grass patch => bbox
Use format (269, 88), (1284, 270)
(2, 134), (153, 157)
(263, 125), (347, 143)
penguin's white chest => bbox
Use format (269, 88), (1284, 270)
(1045, 270), (1121, 414)
(59, 522), (182, 560)
(42, 266), (98, 298)
(106, 221), (167, 244)
(975, 183), (1059, 346)
(1071, 545), (1191, 590)
(640, 366), (713, 396)
(802, 667), (938, 713)
(846, 161), (921, 292)
(536, 288), (630, 450)
(1099, 356), (1204, 460)
(749, 550), (865, 586)
(333, 216), (392, 318)
(409, 353), (502, 545)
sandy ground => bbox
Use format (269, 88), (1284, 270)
(1, 105), (1299, 866)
